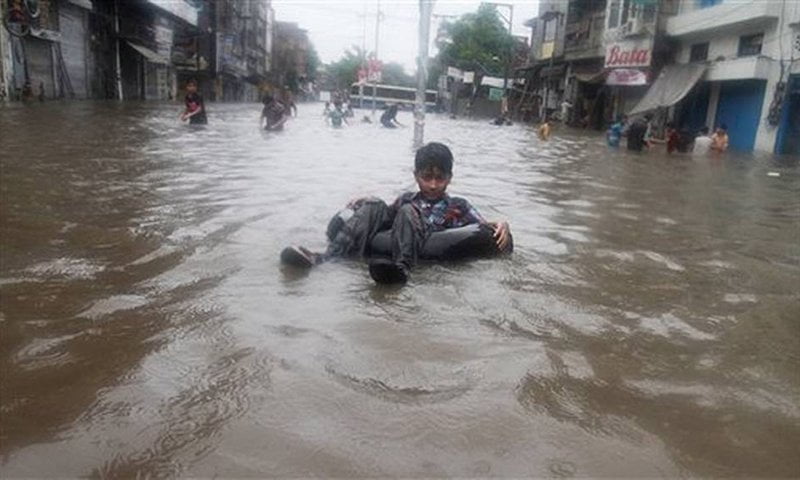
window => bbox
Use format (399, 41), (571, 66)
(544, 18), (557, 41)
(698, 0), (722, 8)
(738, 33), (763, 57)
(608, 0), (620, 28)
(690, 42), (709, 62)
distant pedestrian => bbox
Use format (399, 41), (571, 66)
(693, 126), (713, 155)
(283, 89), (298, 117)
(261, 93), (288, 131)
(380, 104), (402, 128)
(180, 79), (207, 125)
(537, 117), (551, 140)
(560, 100), (573, 123)
(327, 101), (348, 128)
(627, 114), (651, 152)
(607, 115), (627, 147)
(711, 124), (729, 153)
(665, 122), (681, 154)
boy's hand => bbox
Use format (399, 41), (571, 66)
(490, 221), (511, 251)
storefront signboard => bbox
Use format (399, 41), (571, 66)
(606, 68), (648, 86)
(604, 37), (652, 68)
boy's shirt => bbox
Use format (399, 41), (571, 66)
(391, 192), (485, 231)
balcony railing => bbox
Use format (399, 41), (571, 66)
(564, 12), (605, 55)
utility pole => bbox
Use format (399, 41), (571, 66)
(114, 0), (123, 100)
(371, 0), (381, 116)
(482, 3), (514, 92)
(541, 10), (561, 120)
(414, 0), (434, 148)
(359, 3), (367, 108)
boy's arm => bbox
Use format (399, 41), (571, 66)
(462, 199), (511, 251)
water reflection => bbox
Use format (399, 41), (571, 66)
(1, 101), (798, 477)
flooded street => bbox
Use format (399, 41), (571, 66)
(1, 101), (799, 477)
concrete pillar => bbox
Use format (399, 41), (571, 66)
(705, 82), (720, 129)
(0, 0), (11, 101)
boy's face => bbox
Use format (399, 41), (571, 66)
(186, 82), (197, 93)
(415, 167), (451, 201)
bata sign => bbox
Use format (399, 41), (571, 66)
(604, 40), (652, 68)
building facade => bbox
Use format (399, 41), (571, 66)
(1, 0), (282, 104)
(1, 0), (94, 101)
(521, 0), (799, 153)
(665, 0), (800, 153)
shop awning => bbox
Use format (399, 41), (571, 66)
(629, 63), (706, 115)
(126, 41), (169, 65)
(575, 70), (606, 83)
(539, 64), (566, 78)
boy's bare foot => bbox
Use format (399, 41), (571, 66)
(280, 246), (321, 269)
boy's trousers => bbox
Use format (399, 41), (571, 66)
(325, 199), (430, 269)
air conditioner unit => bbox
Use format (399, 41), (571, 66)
(621, 17), (646, 37)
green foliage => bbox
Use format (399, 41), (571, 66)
(326, 46), (415, 88)
(435, 4), (514, 76)
(380, 62), (415, 87)
(326, 46), (366, 89)
(306, 45), (321, 81)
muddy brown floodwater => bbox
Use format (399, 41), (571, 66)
(1, 101), (799, 477)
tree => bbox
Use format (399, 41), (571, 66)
(326, 46), (366, 89)
(434, 4), (514, 78)
(380, 62), (415, 87)
(326, 47), (415, 89)
(306, 45), (321, 81)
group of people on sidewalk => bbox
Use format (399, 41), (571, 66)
(607, 114), (729, 155)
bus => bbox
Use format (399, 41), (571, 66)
(350, 83), (438, 111)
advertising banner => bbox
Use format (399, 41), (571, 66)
(606, 68), (648, 86)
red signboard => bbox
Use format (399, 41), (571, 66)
(604, 39), (652, 68)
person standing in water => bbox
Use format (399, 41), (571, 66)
(180, 79), (207, 125)
(711, 124), (729, 153)
(607, 115), (627, 147)
(693, 126), (713, 155)
(380, 104), (403, 128)
(327, 101), (348, 128)
(261, 93), (288, 131)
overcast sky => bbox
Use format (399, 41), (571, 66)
(271, 0), (540, 73)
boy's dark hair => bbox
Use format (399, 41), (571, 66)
(415, 142), (453, 176)
(186, 79), (197, 86)
(719, 123), (728, 131)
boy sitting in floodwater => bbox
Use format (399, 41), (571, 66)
(281, 142), (512, 284)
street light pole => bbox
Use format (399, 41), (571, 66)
(541, 10), (561, 120)
(371, 0), (381, 116)
(482, 3), (514, 92)
(414, 0), (434, 148)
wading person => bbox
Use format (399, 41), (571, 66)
(327, 101), (348, 128)
(607, 115), (627, 147)
(280, 142), (512, 285)
(537, 116), (551, 140)
(711, 124), (729, 153)
(627, 114), (651, 152)
(693, 126), (713, 155)
(380, 104), (403, 128)
(261, 93), (288, 131)
(180, 79), (207, 125)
